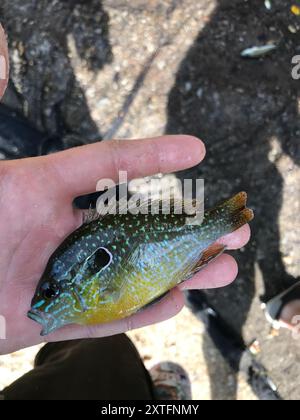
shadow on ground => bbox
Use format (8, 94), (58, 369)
(166, 0), (300, 399)
(0, 0), (112, 156)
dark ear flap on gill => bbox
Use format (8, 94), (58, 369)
(86, 247), (113, 274)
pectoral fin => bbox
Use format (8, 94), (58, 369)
(100, 286), (124, 304)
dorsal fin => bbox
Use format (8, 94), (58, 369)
(82, 206), (101, 224)
(83, 197), (203, 224)
(127, 197), (201, 216)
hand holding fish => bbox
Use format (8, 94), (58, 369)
(0, 27), (251, 355)
(0, 135), (251, 354)
(0, 25), (8, 97)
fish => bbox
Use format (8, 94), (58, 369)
(240, 44), (277, 58)
(28, 192), (254, 336)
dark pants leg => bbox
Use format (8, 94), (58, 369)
(2, 334), (155, 400)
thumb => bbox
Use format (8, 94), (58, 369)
(0, 23), (9, 100)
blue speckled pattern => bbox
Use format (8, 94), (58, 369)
(28, 192), (253, 336)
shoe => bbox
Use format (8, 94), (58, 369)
(264, 281), (300, 328)
(149, 361), (192, 400)
(0, 104), (46, 159)
(0, 104), (85, 160)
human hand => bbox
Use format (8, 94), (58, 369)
(0, 27), (250, 355)
(0, 25), (8, 98)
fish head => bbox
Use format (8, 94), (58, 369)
(28, 246), (117, 336)
(28, 277), (79, 336)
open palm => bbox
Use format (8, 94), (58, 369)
(0, 25), (250, 355)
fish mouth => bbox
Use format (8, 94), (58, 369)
(27, 309), (57, 337)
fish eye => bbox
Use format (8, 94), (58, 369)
(41, 282), (59, 300)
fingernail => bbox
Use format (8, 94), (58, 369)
(0, 54), (6, 80)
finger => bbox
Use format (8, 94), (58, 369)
(0, 24), (9, 100)
(43, 135), (206, 199)
(48, 288), (185, 342)
(179, 253), (238, 290)
(217, 224), (251, 250)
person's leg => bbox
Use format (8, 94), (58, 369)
(2, 334), (155, 400)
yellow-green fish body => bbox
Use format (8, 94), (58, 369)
(28, 192), (253, 335)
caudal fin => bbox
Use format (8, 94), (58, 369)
(205, 192), (254, 237)
(222, 191), (254, 230)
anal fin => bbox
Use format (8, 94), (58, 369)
(192, 243), (227, 275)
